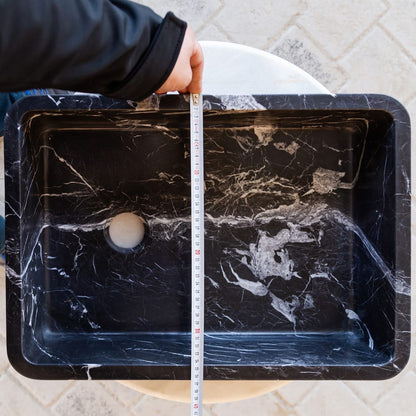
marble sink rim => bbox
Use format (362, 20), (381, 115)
(3, 93), (411, 381)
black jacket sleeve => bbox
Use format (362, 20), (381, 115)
(0, 0), (187, 100)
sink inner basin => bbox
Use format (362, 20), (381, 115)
(5, 94), (410, 380)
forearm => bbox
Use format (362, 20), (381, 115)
(0, 0), (187, 100)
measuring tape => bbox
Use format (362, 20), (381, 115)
(190, 93), (204, 415)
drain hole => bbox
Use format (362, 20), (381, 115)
(104, 212), (147, 254)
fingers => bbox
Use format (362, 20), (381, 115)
(156, 63), (191, 94)
(155, 26), (204, 95)
(188, 41), (204, 94)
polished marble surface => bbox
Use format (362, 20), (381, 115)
(200, 41), (331, 95)
(4, 93), (410, 382)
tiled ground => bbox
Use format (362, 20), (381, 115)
(1, 0), (415, 415)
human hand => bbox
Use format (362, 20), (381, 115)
(156, 26), (203, 94)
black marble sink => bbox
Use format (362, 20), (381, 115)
(4, 94), (410, 380)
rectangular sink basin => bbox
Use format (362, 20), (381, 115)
(5, 94), (410, 380)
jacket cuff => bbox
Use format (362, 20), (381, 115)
(109, 12), (187, 100)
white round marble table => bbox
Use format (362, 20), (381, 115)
(201, 41), (330, 95)
(120, 41), (330, 404)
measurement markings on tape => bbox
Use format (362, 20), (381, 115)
(190, 93), (204, 416)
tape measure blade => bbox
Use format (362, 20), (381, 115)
(190, 93), (204, 416)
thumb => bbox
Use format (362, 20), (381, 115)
(188, 40), (204, 94)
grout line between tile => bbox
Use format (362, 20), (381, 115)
(371, 395), (387, 416)
(50, 401), (64, 416)
(265, 21), (349, 93)
(195, 0), (225, 36)
(5, 370), (54, 415)
(291, 23), (339, 67)
(132, 392), (149, 409)
(403, 93), (416, 107)
(46, 380), (76, 408)
(338, 2), (391, 60)
(49, 381), (137, 416)
(297, 24), (348, 92)
(378, 21), (416, 65)
(0, 333), (8, 370)
(272, 390), (298, 414)
(296, 27), (348, 84)
(274, 381), (316, 410)
(381, 0), (391, 9)
(6, 367), (60, 411)
(122, 405), (136, 416)
(128, 394), (145, 410)
(374, 23), (416, 102)
(263, 2), (308, 50)
(342, 381), (379, 412)
(202, 405), (215, 416)
(209, 21), (235, 43)
(100, 381), (143, 410)
(290, 383), (320, 415)
(209, 404), (219, 416)
(300, 2), (390, 63)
